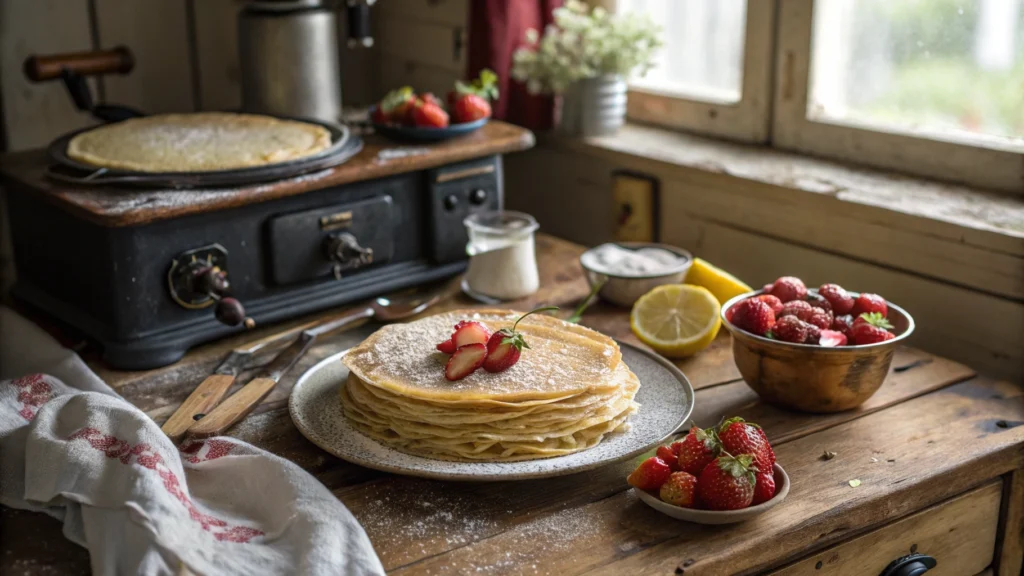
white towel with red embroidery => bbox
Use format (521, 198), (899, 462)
(0, 307), (385, 576)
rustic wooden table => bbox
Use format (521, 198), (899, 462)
(3, 235), (1023, 575)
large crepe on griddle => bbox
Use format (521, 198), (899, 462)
(339, 309), (640, 462)
(66, 112), (332, 172)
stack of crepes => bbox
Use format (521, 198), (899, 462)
(340, 309), (640, 462)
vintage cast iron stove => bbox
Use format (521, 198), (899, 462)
(1, 123), (533, 370)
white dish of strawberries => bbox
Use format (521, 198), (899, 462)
(628, 417), (789, 524)
(725, 276), (902, 346)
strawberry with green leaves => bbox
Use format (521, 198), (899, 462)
(482, 306), (558, 373)
(449, 69), (499, 124)
(673, 425), (720, 475)
(375, 86), (416, 125)
(697, 454), (757, 510)
(851, 312), (895, 345)
(717, 417), (775, 472)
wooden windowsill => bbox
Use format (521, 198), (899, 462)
(543, 123), (1024, 256)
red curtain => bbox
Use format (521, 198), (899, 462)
(467, 0), (562, 131)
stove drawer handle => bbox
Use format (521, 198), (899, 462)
(879, 553), (936, 576)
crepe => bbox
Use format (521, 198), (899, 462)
(340, 309), (641, 462)
(66, 112), (332, 172)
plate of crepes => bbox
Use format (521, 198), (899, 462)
(289, 308), (695, 480)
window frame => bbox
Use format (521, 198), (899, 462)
(772, 0), (1024, 194)
(623, 0), (776, 144)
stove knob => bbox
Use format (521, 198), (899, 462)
(443, 194), (459, 211)
(470, 189), (488, 205)
(215, 297), (253, 328)
(325, 232), (374, 279)
(189, 267), (254, 329)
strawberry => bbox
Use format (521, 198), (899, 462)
(831, 314), (855, 340)
(452, 93), (492, 123)
(697, 454), (757, 511)
(852, 293), (888, 318)
(444, 343), (487, 381)
(851, 312), (895, 345)
(752, 469), (776, 505)
(419, 92), (442, 107)
(806, 307), (833, 330)
(378, 86), (416, 124)
(805, 292), (833, 313)
(627, 456), (673, 491)
(753, 294), (784, 315)
(370, 106), (389, 124)
(482, 306), (558, 373)
(766, 276), (807, 303)
(818, 284), (854, 315)
(436, 339), (457, 354)
(729, 299), (776, 336)
(804, 322), (821, 344)
(773, 315), (808, 344)
(659, 471), (699, 508)
(674, 425), (720, 475)
(657, 445), (681, 471)
(452, 321), (490, 348)
(412, 101), (449, 128)
(718, 417), (775, 472)
(778, 300), (813, 321)
(818, 329), (848, 347)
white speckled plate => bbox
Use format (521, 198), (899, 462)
(288, 342), (694, 481)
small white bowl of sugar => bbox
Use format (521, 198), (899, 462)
(579, 242), (693, 307)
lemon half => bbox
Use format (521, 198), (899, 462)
(630, 284), (721, 358)
(685, 257), (752, 305)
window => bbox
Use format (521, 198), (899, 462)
(617, 0), (776, 143)
(618, 0), (1024, 194)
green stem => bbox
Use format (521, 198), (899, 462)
(512, 306), (560, 332)
(566, 277), (606, 324)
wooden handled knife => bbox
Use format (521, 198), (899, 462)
(160, 313), (355, 443)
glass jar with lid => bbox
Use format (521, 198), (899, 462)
(462, 211), (540, 301)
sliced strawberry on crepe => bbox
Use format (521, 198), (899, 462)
(444, 343), (487, 381)
(437, 320), (490, 354)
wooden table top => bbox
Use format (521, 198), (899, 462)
(3, 234), (1023, 575)
(0, 120), (534, 227)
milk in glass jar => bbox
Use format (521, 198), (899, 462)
(463, 211), (540, 301)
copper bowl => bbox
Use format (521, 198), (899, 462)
(721, 289), (915, 413)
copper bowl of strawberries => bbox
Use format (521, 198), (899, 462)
(721, 277), (915, 413)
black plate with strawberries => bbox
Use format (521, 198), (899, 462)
(370, 70), (497, 142)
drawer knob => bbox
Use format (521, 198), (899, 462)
(879, 553), (936, 576)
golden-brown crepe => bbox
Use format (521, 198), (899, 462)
(340, 309), (640, 462)
(66, 112), (332, 172)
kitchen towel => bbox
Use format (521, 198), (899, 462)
(0, 306), (386, 576)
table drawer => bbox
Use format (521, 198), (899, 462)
(771, 480), (1002, 576)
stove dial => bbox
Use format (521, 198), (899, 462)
(470, 189), (488, 204)
(167, 244), (254, 329)
(325, 232), (374, 279)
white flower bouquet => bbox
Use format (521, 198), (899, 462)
(510, 0), (662, 95)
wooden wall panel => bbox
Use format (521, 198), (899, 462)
(379, 55), (460, 100)
(378, 17), (465, 73)
(94, 0), (195, 114)
(192, 0), (244, 111)
(376, 0), (468, 27)
(0, 0), (97, 151)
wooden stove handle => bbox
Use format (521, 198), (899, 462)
(24, 46), (134, 82)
